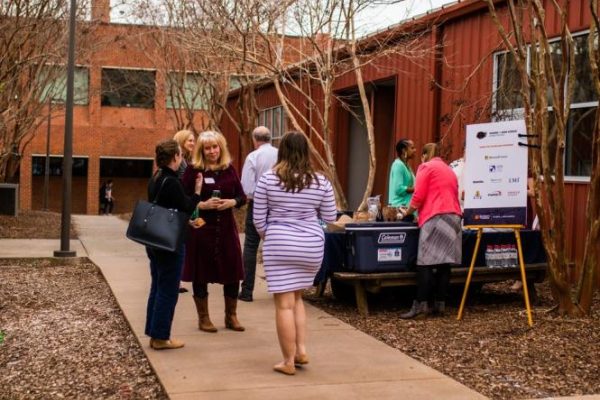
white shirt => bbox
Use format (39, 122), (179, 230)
(449, 157), (464, 209)
(241, 143), (278, 199)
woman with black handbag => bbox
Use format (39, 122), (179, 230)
(145, 139), (203, 350)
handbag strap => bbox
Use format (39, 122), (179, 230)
(152, 173), (172, 204)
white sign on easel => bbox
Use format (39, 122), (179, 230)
(463, 120), (528, 226)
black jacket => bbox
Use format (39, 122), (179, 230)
(148, 166), (200, 214)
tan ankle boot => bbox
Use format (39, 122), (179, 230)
(193, 296), (217, 332)
(151, 338), (185, 350)
(224, 296), (245, 331)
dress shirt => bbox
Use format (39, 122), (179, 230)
(241, 143), (278, 199)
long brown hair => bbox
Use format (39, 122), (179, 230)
(274, 131), (318, 192)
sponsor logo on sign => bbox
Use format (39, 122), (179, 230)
(508, 177), (520, 183)
(508, 191), (520, 196)
(484, 155), (508, 160)
(489, 131), (507, 138)
(490, 178), (503, 183)
(473, 190), (482, 199)
(472, 180), (484, 184)
(487, 190), (502, 197)
(476, 131), (487, 139)
(489, 164), (504, 173)
(474, 214), (491, 220)
(378, 232), (407, 244)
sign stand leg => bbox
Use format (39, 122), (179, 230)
(514, 229), (533, 327)
(457, 228), (482, 320)
(457, 225), (533, 326)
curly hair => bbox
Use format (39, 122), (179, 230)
(274, 131), (318, 192)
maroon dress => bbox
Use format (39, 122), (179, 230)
(181, 164), (246, 284)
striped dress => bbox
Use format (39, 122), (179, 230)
(253, 171), (337, 293)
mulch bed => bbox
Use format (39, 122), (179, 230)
(0, 258), (167, 400)
(305, 281), (600, 399)
(0, 211), (77, 239)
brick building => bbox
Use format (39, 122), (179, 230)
(19, 0), (208, 215)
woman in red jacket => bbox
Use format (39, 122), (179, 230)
(398, 143), (462, 319)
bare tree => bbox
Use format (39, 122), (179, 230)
(485, 0), (598, 315)
(0, 0), (93, 183)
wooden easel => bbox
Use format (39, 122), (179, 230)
(457, 224), (533, 327)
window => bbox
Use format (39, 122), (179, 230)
(39, 65), (89, 105)
(258, 106), (286, 144)
(166, 72), (209, 110)
(101, 68), (155, 108)
(32, 156), (88, 177)
(493, 31), (597, 177)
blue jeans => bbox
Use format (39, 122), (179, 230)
(145, 245), (184, 340)
(241, 201), (260, 296)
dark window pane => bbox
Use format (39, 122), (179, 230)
(565, 107), (595, 176)
(572, 34), (598, 104)
(32, 156), (88, 177)
(100, 158), (153, 178)
(101, 69), (155, 108)
(496, 52), (524, 110)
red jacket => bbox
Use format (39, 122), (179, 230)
(410, 157), (462, 227)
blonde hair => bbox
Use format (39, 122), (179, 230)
(422, 142), (438, 162)
(173, 129), (194, 161)
(192, 130), (232, 170)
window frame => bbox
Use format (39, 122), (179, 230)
(39, 64), (90, 106)
(100, 66), (157, 109)
(165, 71), (209, 110)
(257, 105), (287, 144)
(492, 30), (596, 182)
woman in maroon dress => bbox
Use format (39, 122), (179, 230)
(182, 131), (247, 333)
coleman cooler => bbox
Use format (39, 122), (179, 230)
(345, 222), (419, 272)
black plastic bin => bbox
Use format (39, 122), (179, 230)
(345, 222), (419, 272)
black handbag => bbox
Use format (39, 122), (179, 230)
(126, 176), (189, 252)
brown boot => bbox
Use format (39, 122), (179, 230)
(193, 296), (218, 332)
(224, 296), (245, 331)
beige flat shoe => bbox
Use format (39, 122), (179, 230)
(150, 338), (185, 350)
(294, 354), (309, 365)
(273, 363), (296, 375)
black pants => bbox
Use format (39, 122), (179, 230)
(103, 199), (114, 214)
(416, 264), (451, 303)
(240, 200), (260, 296)
(193, 282), (239, 299)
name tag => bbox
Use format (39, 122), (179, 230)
(204, 177), (216, 184)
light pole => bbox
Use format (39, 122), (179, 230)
(54, 0), (77, 257)
(43, 97), (52, 211)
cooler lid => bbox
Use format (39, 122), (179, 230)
(345, 221), (418, 231)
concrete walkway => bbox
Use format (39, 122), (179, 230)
(6, 215), (487, 399)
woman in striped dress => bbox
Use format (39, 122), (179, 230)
(398, 143), (462, 319)
(253, 132), (336, 375)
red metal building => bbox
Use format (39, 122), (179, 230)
(220, 0), (596, 270)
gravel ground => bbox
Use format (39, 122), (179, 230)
(305, 281), (600, 399)
(0, 258), (167, 400)
(0, 211), (77, 239)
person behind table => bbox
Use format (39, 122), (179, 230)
(173, 129), (196, 179)
(399, 142), (462, 319)
(238, 126), (278, 302)
(145, 139), (203, 350)
(181, 130), (247, 333)
(253, 131), (337, 375)
(388, 138), (416, 208)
